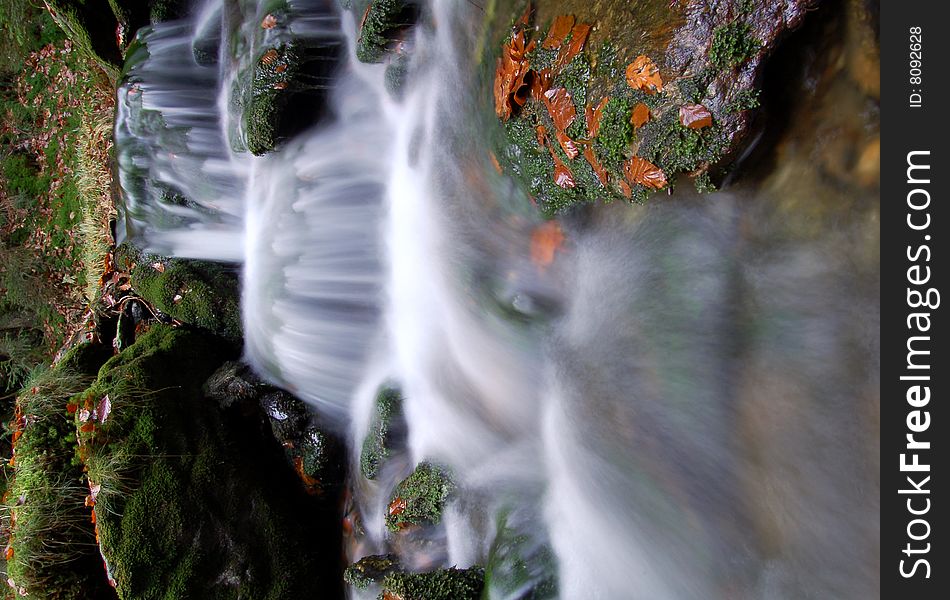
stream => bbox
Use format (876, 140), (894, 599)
(114, 0), (880, 598)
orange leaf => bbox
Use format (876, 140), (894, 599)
(543, 15), (575, 49)
(623, 156), (668, 190)
(550, 150), (576, 188)
(583, 145), (609, 187)
(66, 403), (78, 414)
(530, 221), (566, 266)
(4, 545), (13, 560)
(586, 97), (610, 138)
(618, 179), (633, 198)
(494, 30), (533, 120)
(557, 23), (592, 68)
(261, 14), (277, 29)
(543, 87), (577, 131)
(530, 68), (551, 99)
(388, 496), (408, 516)
(679, 103), (713, 129)
(536, 124), (549, 148)
(80, 421), (96, 433)
(555, 130), (579, 159)
(517, 1), (533, 26)
(631, 102), (650, 128)
(625, 55), (663, 94)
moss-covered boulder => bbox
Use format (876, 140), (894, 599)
(232, 2), (341, 155)
(204, 360), (346, 497)
(386, 462), (454, 532)
(45, 0), (124, 72)
(344, 553), (401, 590)
(77, 325), (343, 599)
(488, 0), (817, 213)
(354, 0), (418, 64)
(379, 567), (485, 600)
(360, 384), (405, 480)
(114, 243), (242, 341)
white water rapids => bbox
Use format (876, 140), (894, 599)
(114, 0), (879, 598)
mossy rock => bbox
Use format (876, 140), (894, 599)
(489, 0), (816, 213)
(56, 339), (113, 376)
(344, 553), (401, 590)
(379, 567), (485, 600)
(386, 462), (454, 532)
(360, 384), (405, 480)
(80, 325), (342, 599)
(115, 243), (242, 341)
(45, 0), (124, 70)
(354, 0), (418, 64)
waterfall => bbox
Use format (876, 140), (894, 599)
(114, 0), (879, 598)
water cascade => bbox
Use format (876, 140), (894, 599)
(115, 0), (880, 597)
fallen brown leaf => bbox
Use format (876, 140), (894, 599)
(543, 87), (577, 131)
(586, 97), (610, 137)
(543, 15), (575, 49)
(631, 102), (650, 128)
(583, 145), (609, 187)
(679, 103), (713, 129)
(624, 156), (668, 189)
(626, 55), (663, 94)
(557, 23), (592, 67)
(555, 130), (579, 159)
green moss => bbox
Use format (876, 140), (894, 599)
(725, 88), (761, 113)
(380, 567), (485, 600)
(360, 385), (403, 479)
(356, 0), (416, 64)
(117, 244), (242, 340)
(385, 53), (410, 100)
(709, 21), (759, 68)
(595, 97), (633, 170)
(344, 554), (401, 590)
(385, 462), (455, 532)
(640, 109), (727, 178)
(56, 340), (113, 376)
(81, 325), (340, 599)
(693, 172), (717, 194)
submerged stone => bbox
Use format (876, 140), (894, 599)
(354, 0), (418, 64)
(483, 513), (558, 600)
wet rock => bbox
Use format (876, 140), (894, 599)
(386, 462), (455, 532)
(232, 2), (342, 155)
(344, 553), (402, 590)
(490, 0), (818, 213)
(354, 0), (418, 64)
(203, 360), (345, 496)
(360, 384), (405, 480)
(379, 566), (485, 600)
(114, 243), (242, 341)
(79, 325), (343, 599)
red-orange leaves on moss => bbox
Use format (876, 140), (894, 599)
(679, 103), (713, 129)
(557, 23), (592, 67)
(494, 30), (532, 120)
(625, 55), (663, 94)
(624, 156), (667, 190)
(583, 146), (609, 187)
(530, 221), (566, 267)
(631, 102), (651, 128)
(543, 87), (577, 131)
(543, 15), (575, 49)
(586, 97), (610, 138)
(261, 14), (278, 29)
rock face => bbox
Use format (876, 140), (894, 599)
(488, 0), (818, 214)
(75, 325), (344, 599)
(379, 567), (485, 600)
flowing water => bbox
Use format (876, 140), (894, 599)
(115, 0), (880, 598)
